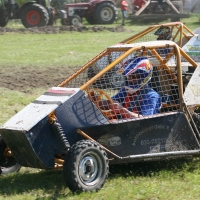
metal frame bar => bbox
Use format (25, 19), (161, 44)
(120, 22), (195, 48)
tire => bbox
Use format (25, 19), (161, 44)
(0, 138), (6, 166)
(21, 4), (49, 28)
(63, 140), (109, 192)
(69, 15), (82, 26)
(0, 17), (9, 27)
(0, 137), (21, 175)
(85, 16), (96, 25)
(0, 9), (9, 27)
(61, 19), (68, 25)
(94, 2), (117, 24)
(1, 159), (21, 175)
(47, 7), (54, 26)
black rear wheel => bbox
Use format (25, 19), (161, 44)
(0, 9), (9, 27)
(47, 7), (54, 26)
(21, 4), (49, 28)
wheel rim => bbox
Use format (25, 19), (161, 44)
(79, 153), (101, 185)
(71, 17), (80, 25)
(100, 7), (113, 21)
(26, 11), (41, 25)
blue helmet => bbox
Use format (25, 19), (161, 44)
(117, 56), (153, 93)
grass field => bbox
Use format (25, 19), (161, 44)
(1, 15), (200, 199)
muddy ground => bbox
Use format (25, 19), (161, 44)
(0, 24), (132, 34)
(0, 66), (75, 93)
(0, 25), (132, 93)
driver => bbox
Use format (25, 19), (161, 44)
(100, 56), (161, 119)
(154, 26), (172, 40)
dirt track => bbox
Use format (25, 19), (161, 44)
(0, 25), (132, 93)
(0, 66), (75, 93)
(0, 24), (131, 34)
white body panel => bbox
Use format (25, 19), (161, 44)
(1, 87), (80, 131)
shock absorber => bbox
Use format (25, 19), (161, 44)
(49, 111), (70, 154)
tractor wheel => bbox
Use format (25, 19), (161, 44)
(0, 9), (9, 27)
(21, 4), (49, 28)
(85, 16), (95, 25)
(69, 15), (82, 26)
(47, 7), (54, 26)
(61, 19), (68, 25)
(0, 17), (9, 27)
(94, 2), (117, 24)
(63, 140), (109, 192)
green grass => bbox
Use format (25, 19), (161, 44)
(0, 32), (130, 67)
(1, 159), (200, 199)
(1, 15), (200, 199)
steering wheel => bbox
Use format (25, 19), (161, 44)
(87, 88), (116, 119)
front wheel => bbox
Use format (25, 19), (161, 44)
(0, 17), (9, 27)
(63, 140), (109, 192)
(21, 4), (49, 28)
(47, 7), (55, 26)
(69, 15), (82, 26)
(94, 2), (117, 24)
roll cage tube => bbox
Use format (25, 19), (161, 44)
(58, 42), (197, 112)
(80, 44), (180, 88)
(120, 22), (195, 48)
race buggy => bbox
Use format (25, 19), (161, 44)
(119, 21), (199, 76)
(1, 25), (200, 192)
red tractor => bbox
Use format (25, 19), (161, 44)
(57, 0), (118, 25)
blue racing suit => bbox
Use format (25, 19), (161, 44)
(112, 84), (161, 116)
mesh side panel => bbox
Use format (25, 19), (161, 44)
(66, 52), (123, 88)
(127, 26), (185, 45)
(132, 32), (158, 43)
(65, 46), (180, 123)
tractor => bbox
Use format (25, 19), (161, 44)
(0, 0), (67, 28)
(50, 0), (118, 25)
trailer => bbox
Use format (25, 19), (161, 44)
(129, 0), (189, 22)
